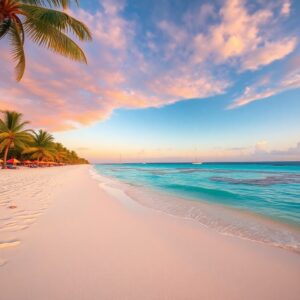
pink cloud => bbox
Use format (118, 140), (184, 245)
(1, 2), (230, 131)
(0, 0), (298, 131)
(241, 38), (296, 71)
(149, 73), (229, 100)
(228, 71), (300, 109)
(281, 0), (291, 16)
(192, 0), (295, 69)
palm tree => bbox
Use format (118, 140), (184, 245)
(53, 142), (67, 162)
(23, 129), (56, 161)
(0, 110), (33, 168)
(0, 0), (92, 81)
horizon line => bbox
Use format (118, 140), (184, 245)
(92, 160), (300, 165)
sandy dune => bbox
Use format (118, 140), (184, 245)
(0, 165), (300, 300)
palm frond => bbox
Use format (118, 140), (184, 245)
(15, 131), (34, 142)
(20, 0), (79, 9)
(8, 111), (20, 130)
(14, 15), (25, 44)
(23, 12), (88, 63)
(8, 21), (26, 81)
(33, 129), (54, 143)
(14, 139), (28, 150)
(0, 119), (9, 132)
(2, 111), (24, 130)
(21, 4), (91, 41)
(13, 122), (31, 133)
(0, 19), (12, 40)
(0, 132), (10, 141)
(22, 146), (38, 154)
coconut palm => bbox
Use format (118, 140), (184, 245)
(0, 0), (92, 81)
(0, 110), (33, 168)
(23, 129), (56, 161)
(53, 142), (67, 162)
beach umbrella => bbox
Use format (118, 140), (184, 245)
(7, 158), (20, 164)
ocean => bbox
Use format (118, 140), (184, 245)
(93, 162), (300, 252)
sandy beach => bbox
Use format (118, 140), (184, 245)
(0, 165), (300, 300)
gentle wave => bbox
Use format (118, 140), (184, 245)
(161, 182), (242, 201)
(95, 166), (300, 253)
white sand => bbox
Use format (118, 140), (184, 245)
(0, 165), (300, 300)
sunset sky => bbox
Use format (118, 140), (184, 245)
(1, 0), (300, 162)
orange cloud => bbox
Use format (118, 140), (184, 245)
(149, 73), (229, 100)
(0, 0), (297, 131)
(192, 0), (296, 71)
(241, 38), (296, 71)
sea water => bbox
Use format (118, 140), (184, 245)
(93, 162), (300, 252)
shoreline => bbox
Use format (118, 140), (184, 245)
(1, 165), (300, 299)
(90, 166), (300, 254)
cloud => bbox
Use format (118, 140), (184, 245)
(241, 38), (296, 71)
(281, 0), (291, 16)
(148, 72), (229, 100)
(255, 140), (269, 153)
(229, 70), (300, 109)
(0, 0), (298, 130)
(0, 4), (158, 131)
(199, 141), (300, 162)
(251, 141), (300, 161)
(192, 0), (296, 69)
(183, 3), (216, 30)
(270, 142), (300, 157)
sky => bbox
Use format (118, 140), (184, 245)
(0, 0), (300, 162)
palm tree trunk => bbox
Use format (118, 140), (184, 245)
(2, 144), (10, 169)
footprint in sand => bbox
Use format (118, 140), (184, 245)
(0, 217), (12, 222)
(0, 258), (7, 267)
(0, 240), (21, 249)
(3, 221), (18, 226)
(22, 218), (36, 224)
(15, 212), (42, 219)
(0, 224), (29, 232)
(8, 205), (17, 209)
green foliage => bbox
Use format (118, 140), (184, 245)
(0, 110), (89, 166)
(21, 0), (79, 9)
(0, 0), (91, 80)
(23, 129), (57, 161)
(8, 20), (26, 81)
(0, 110), (33, 168)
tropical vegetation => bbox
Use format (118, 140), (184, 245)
(23, 129), (57, 161)
(0, 0), (92, 81)
(0, 110), (88, 168)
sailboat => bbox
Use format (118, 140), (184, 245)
(192, 147), (202, 164)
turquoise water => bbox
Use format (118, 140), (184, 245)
(94, 162), (300, 227)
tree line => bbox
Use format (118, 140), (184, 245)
(0, 111), (89, 168)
